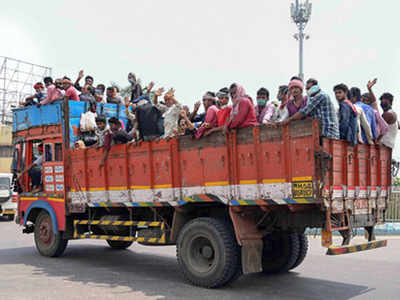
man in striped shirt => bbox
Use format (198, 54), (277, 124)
(281, 82), (339, 141)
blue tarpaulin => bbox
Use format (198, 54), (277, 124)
(13, 101), (130, 146)
(13, 101), (63, 132)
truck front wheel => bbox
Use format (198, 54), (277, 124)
(261, 232), (300, 274)
(176, 217), (240, 288)
(34, 211), (68, 257)
(6, 214), (14, 221)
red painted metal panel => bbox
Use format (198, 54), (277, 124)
(369, 146), (378, 187)
(346, 146), (356, 191)
(357, 144), (368, 188)
(331, 140), (345, 187)
(260, 141), (285, 181)
(290, 136), (315, 179)
(236, 143), (257, 183)
(179, 148), (204, 187)
(200, 146), (229, 185)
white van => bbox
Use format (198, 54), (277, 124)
(0, 173), (17, 221)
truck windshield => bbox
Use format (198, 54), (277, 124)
(0, 177), (10, 189)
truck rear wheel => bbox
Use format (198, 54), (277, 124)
(34, 211), (68, 257)
(176, 217), (240, 288)
(6, 214), (14, 221)
(290, 233), (308, 270)
(106, 240), (133, 249)
(261, 232), (300, 274)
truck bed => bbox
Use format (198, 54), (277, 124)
(67, 119), (321, 211)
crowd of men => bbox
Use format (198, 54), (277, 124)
(22, 72), (398, 160)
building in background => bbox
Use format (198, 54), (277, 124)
(0, 125), (12, 173)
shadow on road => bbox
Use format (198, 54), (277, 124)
(0, 243), (374, 300)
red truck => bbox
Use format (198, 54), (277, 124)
(13, 100), (389, 288)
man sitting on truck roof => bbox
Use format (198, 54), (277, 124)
(38, 78), (64, 107)
(21, 82), (46, 106)
(62, 79), (80, 101)
(74, 70), (94, 92)
(106, 87), (123, 105)
(79, 85), (96, 103)
(94, 84), (106, 103)
(17, 144), (44, 193)
(281, 81), (340, 141)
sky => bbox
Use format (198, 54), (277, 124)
(1, 0), (399, 155)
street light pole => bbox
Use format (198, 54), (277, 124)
(291, 0), (312, 81)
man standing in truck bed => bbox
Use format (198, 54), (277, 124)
(281, 80), (340, 141)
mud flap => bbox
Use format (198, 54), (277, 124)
(241, 239), (263, 274)
(321, 229), (332, 247)
(229, 207), (263, 274)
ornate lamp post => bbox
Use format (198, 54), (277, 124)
(290, 0), (312, 80)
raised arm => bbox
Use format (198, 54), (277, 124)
(190, 101), (201, 121)
(74, 70), (84, 91)
(367, 78), (378, 110)
(153, 87), (165, 105)
(181, 110), (195, 130)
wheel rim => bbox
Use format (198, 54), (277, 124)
(188, 235), (216, 273)
(39, 215), (53, 246)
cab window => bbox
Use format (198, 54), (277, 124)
(45, 144), (53, 162)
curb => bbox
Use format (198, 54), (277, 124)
(306, 223), (400, 236)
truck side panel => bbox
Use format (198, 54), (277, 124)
(67, 120), (319, 210)
(322, 139), (391, 223)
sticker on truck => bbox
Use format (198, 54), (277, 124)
(292, 179), (313, 200)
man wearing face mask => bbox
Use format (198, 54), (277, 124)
(379, 92), (398, 149)
(128, 72), (143, 102)
(281, 81), (339, 142)
(255, 88), (276, 124)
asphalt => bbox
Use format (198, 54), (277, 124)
(0, 217), (399, 300)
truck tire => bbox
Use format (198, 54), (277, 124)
(261, 232), (300, 274)
(176, 217), (241, 288)
(7, 214), (14, 221)
(34, 211), (68, 257)
(106, 240), (133, 249)
(290, 233), (308, 270)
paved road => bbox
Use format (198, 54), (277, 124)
(1, 218), (399, 300)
